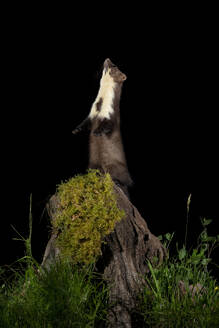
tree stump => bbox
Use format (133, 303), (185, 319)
(42, 184), (166, 328)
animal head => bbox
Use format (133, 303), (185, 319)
(88, 58), (126, 120)
(103, 58), (127, 83)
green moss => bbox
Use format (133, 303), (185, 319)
(52, 170), (125, 265)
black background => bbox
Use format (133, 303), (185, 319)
(1, 7), (218, 278)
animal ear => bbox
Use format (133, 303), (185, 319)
(121, 73), (127, 81)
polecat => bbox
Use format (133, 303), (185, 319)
(72, 58), (132, 196)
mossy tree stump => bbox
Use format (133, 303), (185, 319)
(42, 173), (166, 328)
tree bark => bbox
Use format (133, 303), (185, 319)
(41, 184), (166, 328)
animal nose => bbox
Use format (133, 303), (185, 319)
(104, 58), (112, 69)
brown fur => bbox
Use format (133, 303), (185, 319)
(73, 58), (132, 196)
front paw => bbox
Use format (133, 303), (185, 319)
(72, 127), (82, 134)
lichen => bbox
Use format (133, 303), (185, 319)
(52, 169), (125, 265)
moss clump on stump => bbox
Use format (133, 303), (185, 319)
(52, 170), (125, 265)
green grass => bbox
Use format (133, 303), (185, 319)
(0, 194), (218, 327)
(0, 194), (108, 328)
(133, 197), (219, 327)
(0, 259), (108, 328)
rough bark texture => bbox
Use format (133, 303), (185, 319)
(42, 185), (166, 328)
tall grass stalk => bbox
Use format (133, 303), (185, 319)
(0, 195), (108, 328)
(184, 193), (192, 248)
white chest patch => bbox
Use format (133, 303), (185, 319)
(89, 69), (116, 120)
